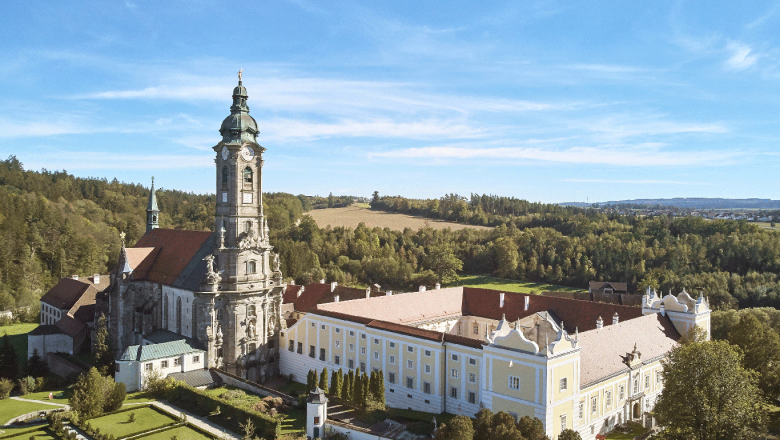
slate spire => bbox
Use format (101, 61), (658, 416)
(146, 177), (159, 233)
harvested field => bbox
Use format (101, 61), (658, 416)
(307, 206), (490, 231)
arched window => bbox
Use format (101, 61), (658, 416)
(163, 295), (169, 329)
(221, 166), (228, 188)
(248, 305), (256, 316)
(216, 308), (223, 321)
(243, 167), (253, 184)
(245, 221), (252, 233)
(176, 297), (182, 334)
(247, 260), (257, 274)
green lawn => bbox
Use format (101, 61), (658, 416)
(0, 323), (39, 371)
(124, 391), (157, 404)
(604, 422), (648, 439)
(455, 274), (584, 294)
(21, 389), (70, 405)
(0, 426), (57, 439)
(88, 406), (177, 438)
(280, 408), (306, 434)
(0, 399), (54, 425)
(135, 424), (214, 440)
(276, 381), (307, 396)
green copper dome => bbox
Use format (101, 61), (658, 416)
(220, 79), (259, 144)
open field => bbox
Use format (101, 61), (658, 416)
(88, 406), (177, 438)
(0, 323), (39, 371)
(456, 274), (584, 294)
(755, 222), (780, 231)
(308, 205), (491, 232)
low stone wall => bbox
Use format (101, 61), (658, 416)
(47, 352), (86, 379)
(324, 420), (388, 440)
(209, 369), (295, 404)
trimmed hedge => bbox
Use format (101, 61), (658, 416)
(168, 385), (281, 439)
(131, 422), (219, 439)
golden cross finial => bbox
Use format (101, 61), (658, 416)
(119, 231), (126, 246)
(238, 69), (243, 81)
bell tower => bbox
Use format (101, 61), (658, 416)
(146, 177), (159, 233)
(211, 70), (280, 291)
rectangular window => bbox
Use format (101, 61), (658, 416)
(425, 364), (431, 374)
(297, 342), (302, 354)
(390, 355), (395, 364)
(335, 355), (340, 365)
(161, 360), (168, 368)
(389, 372), (396, 384)
(374, 351), (379, 360)
(320, 348), (326, 361)
(645, 374), (650, 390)
(473, 323), (479, 335)
(116, 364), (120, 372)
(468, 391), (476, 404)
(508, 376), (520, 390)
(321, 324), (326, 330)
(423, 382), (431, 394)
(349, 344), (355, 352)
(559, 377), (567, 391)
(591, 397), (597, 414)
(578, 401), (584, 419)
(174, 358), (181, 367)
(193, 355), (200, 363)
(469, 373), (476, 383)
(452, 354), (458, 361)
(314, 416), (320, 424)
(361, 333), (366, 339)
(309, 346), (315, 358)
(560, 415), (567, 432)
(606, 390), (612, 408)
(361, 347), (366, 355)
(407, 346), (414, 353)
(656, 371), (662, 385)
(406, 377), (414, 389)
(336, 328), (341, 333)
(335, 340), (340, 348)
(288, 340), (295, 352)
(619, 385), (625, 400)
(390, 342), (396, 348)
(145, 363), (153, 372)
(312, 322), (315, 327)
(509, 412), (519, 423)
(349, 330), (355, 337)
(374, 338), (379, 344)
(469, 358), (477, 366)
(407, 359), (414, 369)
(451, 369), (458, 379)
(360, 362), (366, 371)
(348, 359), (355, 369)
(424, 349), (431, 356)
(450, 387), (458, 399)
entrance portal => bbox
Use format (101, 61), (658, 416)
(633, 402), (641, 419)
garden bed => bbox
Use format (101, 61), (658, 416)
(85, 405), (178, 439)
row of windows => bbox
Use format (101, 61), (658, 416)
(142, 354), (200, 372)
(577, 371), (663, 419)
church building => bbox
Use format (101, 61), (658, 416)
(102, 73), (285, 390)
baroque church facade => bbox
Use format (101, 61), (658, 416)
(101, 74), (285, 384)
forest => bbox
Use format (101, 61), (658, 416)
(1, 156), (779, 314)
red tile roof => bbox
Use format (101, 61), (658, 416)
(131, 229), (213, 285)
(282, 285), (303, 304)
(589, 281), (628, 293)
(462, 288), (643, 333)
(290, 283), (385, 313)
(41, 278), (93, 310)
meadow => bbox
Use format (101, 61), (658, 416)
(0, 323), (39, 371)
(456, 274), (583, 294)
(308, 205), (491, 231)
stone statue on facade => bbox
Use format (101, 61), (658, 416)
(203, 254), (222, 285)
(238, 228), (261, 250)
(247, 320), (256, 338)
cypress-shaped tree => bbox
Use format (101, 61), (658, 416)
(340, 370), (349, 401)
(347, 370), (355, 402)
(94, 314), (113, 376)
(353, 373), (363, 404)
(0, 334), (18, 379)
(369, 370), (378, 399)
(330, 370), (339, 398)
(319, 367), (329, 394)
(361, 373), (370, 407)
(377, 370), (385, 407)
(307, 369), (316, 392)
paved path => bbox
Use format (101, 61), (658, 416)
(152, 401), (240, 440)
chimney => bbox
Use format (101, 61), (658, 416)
(297, 286), (304, 298)
(320, 279), (325, 284)
(330, 281), (338, 293)
(499, 293), (505, 308)
(659, 302), (666, 316)
(365, 287), (371, 299)
(524, 296), (530, 311)
(334, 294), (340, 303)
(72, 275), (79, 281)
(435, 283), (441, 290)
(290, 280), (296, 285)
(419, 285), (426, 292)
(596, 316), (603, 329)
(93, 274), (100, 284)
(386, 290), (393, 296)
(612, 312), (619, 325)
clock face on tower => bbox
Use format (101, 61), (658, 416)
(241, 144), (255, 161)
(221, 146), (229, 161)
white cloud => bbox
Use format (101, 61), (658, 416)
(370, 144), (742, 166)
(725, 42), (759, 70)
(264, 118), (487, 141)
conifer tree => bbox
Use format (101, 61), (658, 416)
(340, 370), (349, 401)
(377, 370), (385, 406)
(319, 367), (329, 394)
(369, 370), (377, 399)
(94, 314), (113, 376)
(353, 373), (363, 404)
(330, 370), (339, 398)
(307, 370), (316, 392)
(347, 370), (355, 402)
(361, 373), (370, 407)
(26, 348), (49, 378)
(0, 334), (18, 379)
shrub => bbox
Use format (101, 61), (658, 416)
(219, 389), (245, 400)
(0, 377), (13, 399)
(127, 412), (136, 423)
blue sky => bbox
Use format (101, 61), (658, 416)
(0, 1), (778, 203)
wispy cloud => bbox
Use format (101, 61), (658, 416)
(22, 151), (212, 171)
(264, 118), (487, 141)
(561, 179), (711, 185)
(370, 144), (743, 166)
(725, 41), (759, 70)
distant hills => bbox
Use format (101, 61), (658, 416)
(560, 198), (780, 210)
